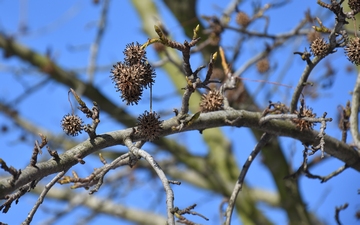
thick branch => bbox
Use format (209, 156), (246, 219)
(1, 109), (359, 199)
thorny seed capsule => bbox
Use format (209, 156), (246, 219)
(200, 90), (224, 113)
(61, 114), (83, 136)
(345, 37), (360, 66)
(136, 111), (162, 141)
(310, 38), (329, 58)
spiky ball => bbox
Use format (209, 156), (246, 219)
(345, 37), (360, 65)
(111, 43), (156, 105)
(136, 111), (162, 141)
(310, 38), (329, 58)
(137, 62), (155, 88)
(123, 42), (146, 65)
(200, 90), (224, 112)
(348, 0), (360, 12)
(110, 62), (143, 105)
(256, 58), (270, 74)
(61, 114), (83, 136)
(236, 12), (250, 27)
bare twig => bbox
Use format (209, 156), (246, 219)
(224, 132), (273, 225)
(315, 112), (329, 158)
(231, 15), (310, 80)
(46, 146), (60, 161)
(291, 0), (348, 113)
(337, 101), (351, 143)
(259, 113), (332, 125)
(219, 198), (229, 223)
(11, 77), (51, 105)
(289, 56), (322, 113)
(57, 153), (130, 193)
(335, 203), (348, 225)
(0, 180), (38, 213)
(88, 153), (130, 194)
(69, 88), (100, 139)
(87, 0), (109, 83)
(0, 159), (21, 187)
(172, 204), (209, 224)
(22, 170), (68, 225)
(30, 134), (47, 167)
(320, 164), (349, 183)
(350, 70), (360, 151)
(286, 146), (349, 183)
(124, 137), (175, 225)
(168, 180), (181, 185)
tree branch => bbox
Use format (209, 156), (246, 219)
(1, 109), (359, 199)
(224, 132), (273, 224)
(124, 137), (175, 225)
(350, 70), (360, 150)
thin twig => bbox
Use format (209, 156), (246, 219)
(224, 132), (273, 225)
(289, 56), (322, 113)
(335, 203), (348, 225)
(259, 113), (332, 125)
(89, 153), (130, 194)
(22, 170), (68, 225)
(286, 146), (349, 183)
(124, 137), (175, 225)
(350, 70), (360, 151)
(320, 164), (349, 183)
(87, 0), (109, 83)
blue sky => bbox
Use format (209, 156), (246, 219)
(0, 0), (359, 224)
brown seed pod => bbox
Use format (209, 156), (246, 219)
(136, 111), (163, 141)
(256, 58), (270, 74)
(236, 11), (250, 27)
(348, 0), (360, 12)
(200, 90), (224, 112)
(110, 62), (143, 105)
(345, 37), (360, 65)
(137, 62), (156, 89)
(61, 114), (83, 136)
(111, 43), (156, 105)
(310, 38), (329, 58)
(123, 42), (146, 65)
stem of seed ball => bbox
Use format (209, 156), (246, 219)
(150, 84), (153, 113)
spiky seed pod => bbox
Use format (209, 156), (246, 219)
(200, 90), (224, 112)
(61, 114), (83, 136)
(137, 62), (156, 88)
(348, 0), (360, 12)
(136, 111), (162, 141)
(256, 58), (270, 74)
(310, 38), (329, 58)
(345, 37), (360, 65)
(111, 62), (143, 105)
(236, 12), (250, 27)
(307, 31), (322, 44)
(123, 42), (146, 65)
(292, 107), (316, 131)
